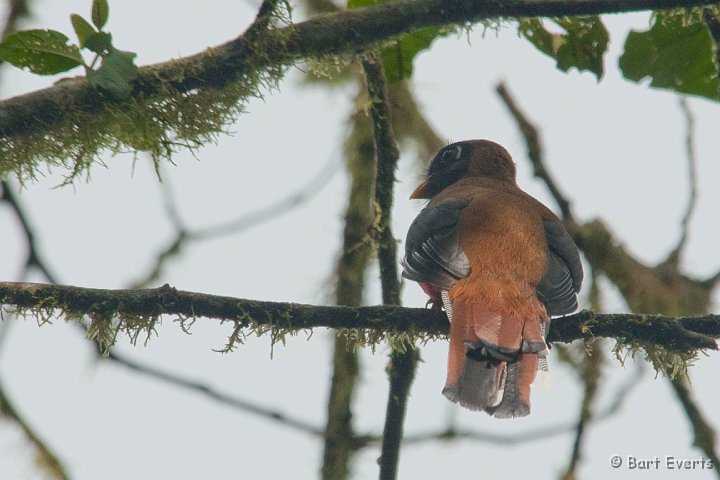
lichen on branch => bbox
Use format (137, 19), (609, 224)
(2, 0), (716, 183)
(0, 0), (290, 183)
(0, 281), (717, 372)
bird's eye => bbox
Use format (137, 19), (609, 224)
(441, 145), (462, 163)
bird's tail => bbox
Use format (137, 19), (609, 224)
(441, 298), (547, 418)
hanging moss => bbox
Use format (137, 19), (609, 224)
(0, 1), (296, 184)
(613, 340), (698, 380)
(0, 57), (288, 184)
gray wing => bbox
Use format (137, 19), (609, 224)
(536, 218), (584, 316)
(402, 197), (471, 290)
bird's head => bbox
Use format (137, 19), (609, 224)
(410, 140), (517, 199)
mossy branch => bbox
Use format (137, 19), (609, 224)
(1, 0), (716, 181)
(320, 76), (376, 480)
(0, 281), (718, 353)
(362, 52), (416, 480)
(364, 53), (401, 307)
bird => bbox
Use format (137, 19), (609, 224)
(402, 139), (583, 418)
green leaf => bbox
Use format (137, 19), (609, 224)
(92, 0), (109, 29)
(519, 16), (609, 80)
(381, 26), (450, 83)
(347, 0), (450, 83)
(84, 31), (113, 55)
(0, 29), (83, 74)
(619, 13), (719, 101)
(70, 14), (96, 47)
(519, 19), (557, 57)
(87, 48), (138, 99)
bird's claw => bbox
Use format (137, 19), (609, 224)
(425, 298), (444, 312)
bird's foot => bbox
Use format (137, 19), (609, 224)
(425, 297), (444, 312)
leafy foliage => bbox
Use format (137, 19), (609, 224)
(348, 0), (452, 83)
(92, 0), (110, 30)
(379, 26), (452, 83)
(0, 30), (83, 74)
(71, 14), (97, 48)
(0, 0), (137, 99)
(87, 48), (138, 99)
(519, 16), (609, 80)
(620, 12), (719, 101)
(84, 32), (113, 55)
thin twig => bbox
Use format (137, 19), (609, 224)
(668, 375), (720, 477)
(0, 5), (69, 471)
(0, 376), (70, 480)
(0, 0), (30, 44)
(497, 81), (718, 314)
(104, 349), (321, 435)
(0, 180), (59, 283)
(666, 98), (698, 266)
(130, 154), (340, 288)
(498, 76), (720, 477)
(356, 361), (645, 448)
(562, 340), (605, 480)
(495, 82), (574, 221)
(193, 157), (339, 240)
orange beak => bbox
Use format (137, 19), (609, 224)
(409, 179), (431, 199)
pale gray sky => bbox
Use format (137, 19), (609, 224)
(1, 1), (719, 479)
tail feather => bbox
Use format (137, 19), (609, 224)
(443, 357), (505, 411)
(457, 358), (503, 411)
(443, 297), (546, 417)
(485, 353), (537, 418)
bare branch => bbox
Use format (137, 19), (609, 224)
(495, 82), (574, 221)
(130, 155), (340, 288)
(0, 377), (70, 480)
(668, 375), (720, 473)
(193, 156), (340, 240)
(388, 83), (446, 165)
(97, 340), (647, 454)
(497, 82), (717, 316)
(322, 335), (361, 479)
(103, 349), (321, 435)
(561, 340), (605, 479)
(499, 76), (720, 472)
(357, 362), (645, 448)
(0, 0), (31, 41)
(665, 98), (699, 266)
(0, 180), (59, 283)
(0, 5), (71, 474)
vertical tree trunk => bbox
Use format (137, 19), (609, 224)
(321, 98), (376, 480)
